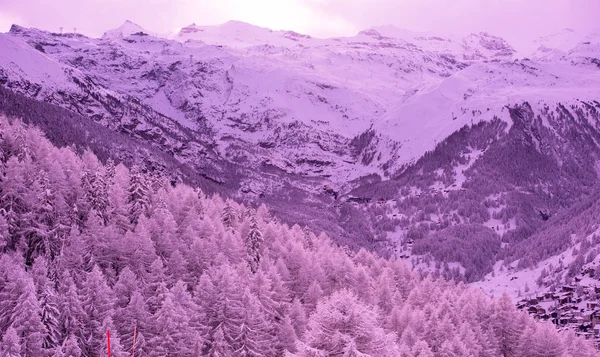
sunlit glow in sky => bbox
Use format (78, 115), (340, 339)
(0, 0), (598, 51)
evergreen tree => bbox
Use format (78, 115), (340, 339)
(31, 258), (61, 353)
(56, 272), (85, 346)
(131, 331), (147, 357)
(276, 315), (298, 354)
(117, 291), (150, 355)
(232, 289), (271, 357)
(299, 289), (399, 357)
(101, 317), (127, 357)
(11, 279), (46, 357)
(147, 292), (198, 356)
(207, 325), (231, 357)
(53, 334), (81, 357)
(127, 166), (150, 226)
(79, 266), (114, 356)
(245, 215), (263, 274)
(0, 326), (22, 357)
(288, 298), (307, 338)
(221, 201), (237, 231)
(143, 258), (168, 314)
(493, 293), (523, 357)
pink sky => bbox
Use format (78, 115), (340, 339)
(0, 0), (598, 50)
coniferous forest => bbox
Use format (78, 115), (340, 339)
(0, 115), (597, 356)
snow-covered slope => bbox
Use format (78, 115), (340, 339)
(372, 57), (600, 171)
(176, 21), (317, 48)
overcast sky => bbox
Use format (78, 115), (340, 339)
(0, 0), (598, 50)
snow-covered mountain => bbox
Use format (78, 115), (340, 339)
(2, 20), (600, 298)
(102, 20), (149, 39)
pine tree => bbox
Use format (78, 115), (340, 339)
(91, 170), (109, 224)
(411, 340), (434, 357)
(303, 280), (323, 313)
(493, 293), (523, 357)
(112, 267), (139, 310)
(53, 334), (81, 357)
(79, 266), (114, 356)
(131, 331), (147, 357)
(245, 215), (263, 274)
(117, 291), (150, 355)
(276, 315), (298, 354)
(39, 279), (61, 353)
(298, 289), (399, 357)
(56, 272), (85, 345)
(31, 258), (61, 353)
(143, 258), (168, 315)
(302, 226), (315, 251)
(288, 298), (307, 338)
(104, 159), (116, 185)
(0, 215), (9, 251)
(119, 223), (157, 278)
(207, 325), (231, 357)
(11, 279), (46, 357)
(0, 326), (22, 357)
(221, 200), (237, 231)
(107, 163), (131, 233)
(232, 289), (271, 357)
(101, 317), (127, 357)
(147, 292), (198, 356)
(517, 323), (566, 357)
(127, 166), (150, 226)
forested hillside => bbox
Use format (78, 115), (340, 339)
(0, 116), (596, 356)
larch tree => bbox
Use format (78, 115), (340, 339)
(0, 326), (22, 357)
(493, 293), (524, 357)
(127, 166), (150, 226)
(245, 215), (263, 274)
(79, 265), (114, 356)
(56, 272), (85, 345)
(117, 290), (150, 354)
(207, 325), (231, 357)
(298, 289), (399, 357)
(52, 334), (81, 357)
(221, 200), (237, 231)
(11, 279), (46, 357)
(31, 258), (61, 353)
(147, 292), (199, 356)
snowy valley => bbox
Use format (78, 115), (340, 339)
(1, 18), (600, 355)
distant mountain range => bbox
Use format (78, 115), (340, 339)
(2, 20), (600, 299)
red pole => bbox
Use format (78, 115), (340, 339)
(132, 326), (137, 357)
(107, 330), (111, 357)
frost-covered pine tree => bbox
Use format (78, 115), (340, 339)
(79, 265), (114, 356)
(11, 279), (46, 357)
(493, 292), (523, 357)
(31, 258), (61, 353)
(0, 326), (22, 357)
(52, 334), (81, 357)
(207, 325), (230, 357)
(127, 166), (150, 225)
(147, 292), (199, 356)
(298, 289), (399, 357)
(245, 215), (263, 274)
(221, 200), (237, 231)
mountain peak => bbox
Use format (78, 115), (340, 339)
(8, 24), (26, 34)
(360, 25), (430, 41)
(102, 20), (146, 39)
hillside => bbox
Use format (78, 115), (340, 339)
(0, 115), (597, 356)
